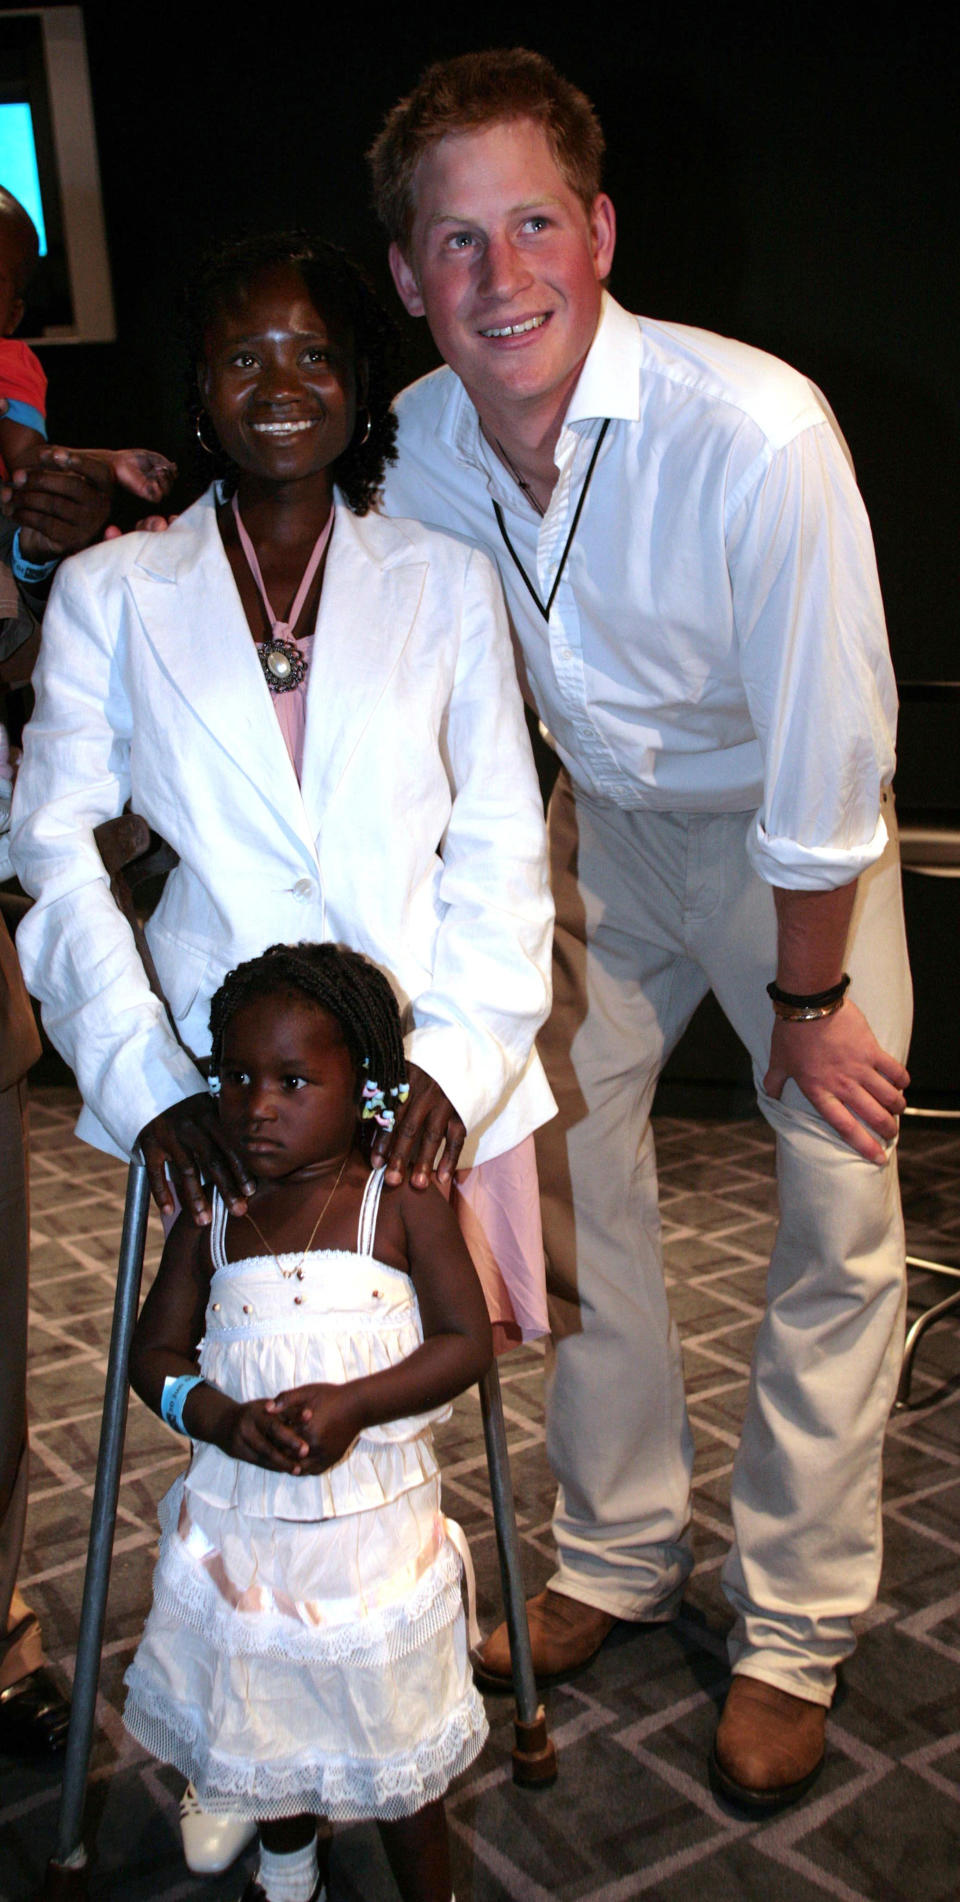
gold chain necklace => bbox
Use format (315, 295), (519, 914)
(243, 1155), (349, 1281)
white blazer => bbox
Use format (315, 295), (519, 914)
(11, 487), (556, 1165)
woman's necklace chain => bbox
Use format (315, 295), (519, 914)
(243, 1155), (349, 1281)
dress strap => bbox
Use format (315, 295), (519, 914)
(209, 1187), (229, 1271)
(356, 1164), (388, 1257)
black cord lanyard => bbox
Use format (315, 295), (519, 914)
(491, 419), (610, 623)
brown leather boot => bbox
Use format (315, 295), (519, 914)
(710, 1674), (827, 1813)
(474, 1588), (617, 1690)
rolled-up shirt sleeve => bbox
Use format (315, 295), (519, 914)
(729, 418), (897, 891)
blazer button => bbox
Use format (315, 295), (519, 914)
(291, 878), (314, 901)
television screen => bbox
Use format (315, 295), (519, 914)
(0, 101), (47, 254)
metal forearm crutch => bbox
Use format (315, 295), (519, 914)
(36, 818), (554, 1897)
(38, 1156), (150, 1900)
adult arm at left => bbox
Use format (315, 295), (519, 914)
(2, 445), (114, 561)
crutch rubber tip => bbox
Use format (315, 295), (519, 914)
(511, 1706), (558, 1786)
(32, 1858), (90, 1901)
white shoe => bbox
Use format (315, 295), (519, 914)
(179, 1782), (257, 1874)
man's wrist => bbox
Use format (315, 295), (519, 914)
(767, 973), (850, 1022)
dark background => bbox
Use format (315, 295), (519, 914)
(10, 0), (959, 1097)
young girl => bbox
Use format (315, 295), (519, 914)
(125, 941), (492, 1902)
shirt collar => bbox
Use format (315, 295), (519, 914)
(439, 289), (642, 475)
(565, 292), (643, 426)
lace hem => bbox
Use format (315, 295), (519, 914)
(123, 1683), (489, 1822)
(148, 1489), (465, 1666)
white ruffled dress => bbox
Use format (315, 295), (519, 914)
(124, 1167), (488, 1821)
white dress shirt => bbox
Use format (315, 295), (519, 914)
(382, 293), (897, 891)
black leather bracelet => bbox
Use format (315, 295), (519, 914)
(766, 973), (850, 1010)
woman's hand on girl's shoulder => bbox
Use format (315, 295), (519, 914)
(371, 1062), (466, 1192)
(138, 1089), (256, 1227)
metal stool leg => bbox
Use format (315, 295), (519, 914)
(478, 1362), (557, 1787)
(36, 1159), (151, 1900)
(896, 1255), (960, 1407)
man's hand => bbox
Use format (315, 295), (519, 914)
(2, 445), (114, 559)
(764, 998), (909, 1165)
(370, 1060), (466, 1189)
(136, 1090), (256, 1226)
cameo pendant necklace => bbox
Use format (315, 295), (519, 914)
(231, 492), (334, 693)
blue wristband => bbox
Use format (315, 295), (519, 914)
(11, 529), (58, 584)
(160, 1372), (205, 1436)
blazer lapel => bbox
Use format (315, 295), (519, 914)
(127, 491), (319, 864)
(298, 508), (428, 832)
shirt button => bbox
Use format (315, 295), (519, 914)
(291, 878), (314, 900)
(560, 646), (573, 662)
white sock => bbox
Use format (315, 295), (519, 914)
(258, 1838), (319, 1902)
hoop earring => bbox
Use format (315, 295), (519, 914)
(194, 410), (219, 455)
(355, 408), (372, 448)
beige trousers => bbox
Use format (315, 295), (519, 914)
(536, 771), (912, 1701)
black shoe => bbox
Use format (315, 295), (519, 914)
(0, 1665), (71, 1756)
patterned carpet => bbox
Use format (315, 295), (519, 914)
(2, 1088), (959, 1901)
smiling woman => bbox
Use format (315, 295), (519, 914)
(199, 266), (356, 494)
(11, 223), (555, 1269)
(195, 257), (361, 724)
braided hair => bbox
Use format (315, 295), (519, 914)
(209, 942), (408, 1148)
(184, 231), (399, 515)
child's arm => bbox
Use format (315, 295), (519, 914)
(271, 1181), (493, 1474)
(130, 1214), (311, 1473)
(0, 416), (44, 475)
(0, 432), (176, 506)
(87, 449), (177, 505)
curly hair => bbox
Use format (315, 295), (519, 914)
(184, 233), (398, 514)
(208, 942), (408, 1148)
(368, 47), (605, 255)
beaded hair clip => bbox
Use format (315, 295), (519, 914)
(360, 1075), (410, 1132)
